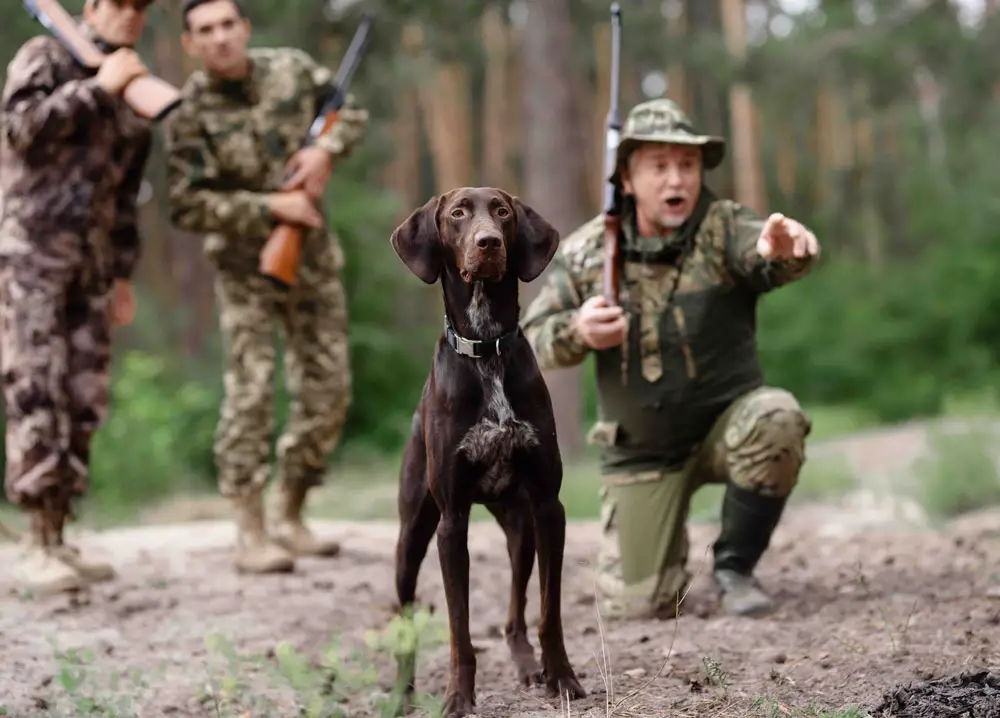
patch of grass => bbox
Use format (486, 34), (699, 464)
(32, 610), (448, 718)
(908, 424), (1000, 521)
(198, 607), (447, 717)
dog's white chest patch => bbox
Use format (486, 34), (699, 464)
(457, 285), (539, 493)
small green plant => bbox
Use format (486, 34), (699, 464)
(42, 644), (152, 717)
(200, 607), (447, 717)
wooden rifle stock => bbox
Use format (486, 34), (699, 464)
(258, 108), (342, 289)
(23, 0), (182, 122)
(258, 13), (374, 289)
(602, 3), (623, 306)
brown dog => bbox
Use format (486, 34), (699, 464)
(388, 187), (586, 716)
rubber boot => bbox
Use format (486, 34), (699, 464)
(12, 498), (85, 596)
(712, 482), (788, 617)
(271, 483), (340, 558)
(232, 491), (295, 574)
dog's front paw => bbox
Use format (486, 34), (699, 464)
(545, 668), (586, 701)
(508, 636), (544, 686)
(514, 655), (544, 687)
(442, 689), (475, 718)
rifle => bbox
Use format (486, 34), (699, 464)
(258, 11), (375, 289)
(602, 3), (623, 306)
(23, 0), (182, 122)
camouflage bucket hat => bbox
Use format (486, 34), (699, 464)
(611, 98), (727, 185)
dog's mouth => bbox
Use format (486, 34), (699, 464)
(460, 259), (505, 283)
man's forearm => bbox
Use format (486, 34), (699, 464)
(168, 188), (273, 239)
(5, 77), (114, 153)
(524, 310), (591, 371)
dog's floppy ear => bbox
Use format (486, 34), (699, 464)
(511, 197), (560, 283)
(389, 195), (443, 284)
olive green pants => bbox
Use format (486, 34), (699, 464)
(593, 386), (811, 620)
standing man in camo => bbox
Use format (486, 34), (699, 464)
(165, 0), (367, 575)
(1, 0), (157, 595)
(522, 98), (820, 619)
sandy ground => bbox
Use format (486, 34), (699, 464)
(0, 503), (998, 717)
(1, 420), (999, 717)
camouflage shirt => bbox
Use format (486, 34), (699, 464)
(164, 47), (368, 274)
(0, 34), (152, 281)
(522, 198), (817, 472)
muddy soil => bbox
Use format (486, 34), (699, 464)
(0, 500), (998, 717)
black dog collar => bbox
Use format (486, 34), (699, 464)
(444, 317), (519, 359)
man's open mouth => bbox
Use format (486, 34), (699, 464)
(665, 197), (685, 209)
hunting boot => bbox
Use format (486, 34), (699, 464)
(49, 498), (116, 583)
(12, 498), (85, 596)
(232, 490), (295, 574)
(271, 482), (340, 557)
(712, 482), (788, 617)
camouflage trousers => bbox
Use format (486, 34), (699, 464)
(212, 261), (352, 499)
(0, 244), (113, 508)
(595, 386), (811, 620)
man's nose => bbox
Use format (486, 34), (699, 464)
(664, 167), (683, 185)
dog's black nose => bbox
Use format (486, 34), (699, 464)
(475, 233), (502, 250)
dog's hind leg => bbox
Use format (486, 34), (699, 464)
(486, 499), (544, 687)
(392, 424), (440, 714)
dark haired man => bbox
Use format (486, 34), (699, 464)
(0, 0), (158, 594)
(166, 0), (368, 575)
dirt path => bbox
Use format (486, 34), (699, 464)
(2, 420), (1000, 717)
(1, 501), (998, 717)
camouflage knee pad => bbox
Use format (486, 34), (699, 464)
(723, 388), (811, 497)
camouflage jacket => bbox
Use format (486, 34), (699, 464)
(0, 34), (152, 282)
(164, 47), (368, 275)
(522, 198), (817, 472)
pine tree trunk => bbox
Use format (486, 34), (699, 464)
(720, 0), (766, 214)
(520, 0), (586, 457)
(480, 6), (516, 189)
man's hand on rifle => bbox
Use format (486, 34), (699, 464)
(756, 213), (820, 261)
(96, 49), (148, 96)
(282, 147), (334, 199)
(573, 295), (628, 350)
(110, 280), (135, 327)
(267, 190), (324, 229)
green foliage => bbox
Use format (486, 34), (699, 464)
(323, 144), (439, 451)
(84, 351), (220, 518)
(757, 118), (1000, 424)
(910, 425), (1000, 521)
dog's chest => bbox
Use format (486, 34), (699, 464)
(456, 286), (539, 494)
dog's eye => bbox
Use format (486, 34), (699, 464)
(451, 208), (465, 219)
(497, 207), (509, 217)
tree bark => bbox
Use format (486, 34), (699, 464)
(520, 0), (586, 456)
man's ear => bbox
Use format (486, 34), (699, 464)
(511, 197), (560, 282)
(389, 195), (443, 284)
